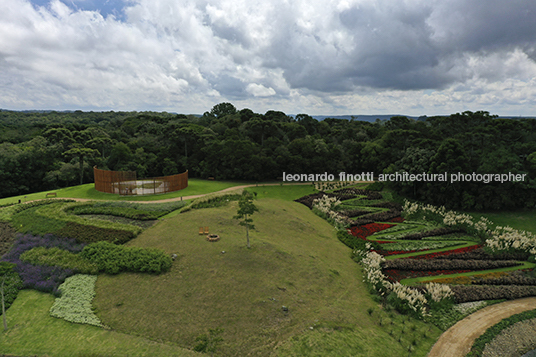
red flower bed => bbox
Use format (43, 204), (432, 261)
(408, 244), (482, 260)
(389, 217), (405, 223)
(376, 240), (396, 244)
(349, 223), (394, 240)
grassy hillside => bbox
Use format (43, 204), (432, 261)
(93, 198), (441, 356)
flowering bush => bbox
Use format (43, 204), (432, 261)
(387, 281), (428, 315)
(311, 195), (351, 228)
(402, 200), (491, 239)
(425, 282), (454, 302)
(313, 181), (362, 192)
(312, 195), (341, 213)
(50, 274), (103, 327)
(486, 226), (536, 255)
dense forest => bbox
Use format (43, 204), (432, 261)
(1, 103), (535, 210)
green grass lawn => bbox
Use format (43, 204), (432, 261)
(0, 290), (200, 357)
(93, 198), (441, 356)
(468, 209), (536, 234)
(0, 179), (250, 204)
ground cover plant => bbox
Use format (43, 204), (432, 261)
(50, 274), (103, 327)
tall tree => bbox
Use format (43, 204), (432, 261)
(64, 145), (99, 185)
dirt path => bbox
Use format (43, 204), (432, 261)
(428, 297), (536, 357)
(57, 181), (370, 203)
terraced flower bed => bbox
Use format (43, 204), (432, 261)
(298, 186), (536, 324)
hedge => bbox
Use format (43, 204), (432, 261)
(55, 221), (135, 244)
(383, 259), (522, 271)
(451, 285), (536, 303)
(80, 241), (172, 274)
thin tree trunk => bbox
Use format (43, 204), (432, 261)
(1, 277), (6, 331)
(246, 214), (250, 248)
(79, 155), (84, 185)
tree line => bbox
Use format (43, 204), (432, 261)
(1, 103), (535, 210)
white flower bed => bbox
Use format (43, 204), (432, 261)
(50, 274), (103, 327)
(312, 195), (349, 228)
(403, 200), (492, 238)
(359, 249), (452, 316)
(486, 226), (536, 255)
(452, 300), (487, 314)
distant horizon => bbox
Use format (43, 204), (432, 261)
(2, 108), (535, 120)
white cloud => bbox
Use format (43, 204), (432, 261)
(246, 83), (276, 97)
(0, 0), (535, 115)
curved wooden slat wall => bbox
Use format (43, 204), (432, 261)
(93, 167), (188, 195)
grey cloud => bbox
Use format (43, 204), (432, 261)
(258, 1), (536, 92)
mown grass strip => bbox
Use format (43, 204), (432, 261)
(384, 241), (479, 260)
(400, 261), (536, 285)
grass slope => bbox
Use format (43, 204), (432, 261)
(93, 198), (441, 356)
(0, 290), (200, 357)
(469, 209), (536, 234)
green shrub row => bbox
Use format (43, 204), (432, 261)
(180, 193), (241, 213)
(0, 263), (23, 316)
(467, 309), (536, 357)
(10, 201), (140, 243)
(80, 241), (172, 274)
(55, 221), (135, 244)
(20, 247), (99, 274)
(69, 205), (163, 220)
(50, 274), (103, 327)
(0, 199), (74, 222)
(33, 202), (141, 235)
(66, 201), (187, 220)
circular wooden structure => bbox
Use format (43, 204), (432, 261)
(206, 234), (220, 242)
(93, 167), (188, 195)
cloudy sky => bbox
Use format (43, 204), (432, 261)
(1, 0), (536, 116)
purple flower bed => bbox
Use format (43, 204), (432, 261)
(0, 233), (86, 296)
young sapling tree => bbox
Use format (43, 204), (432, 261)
(234, 191), (258, 249)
